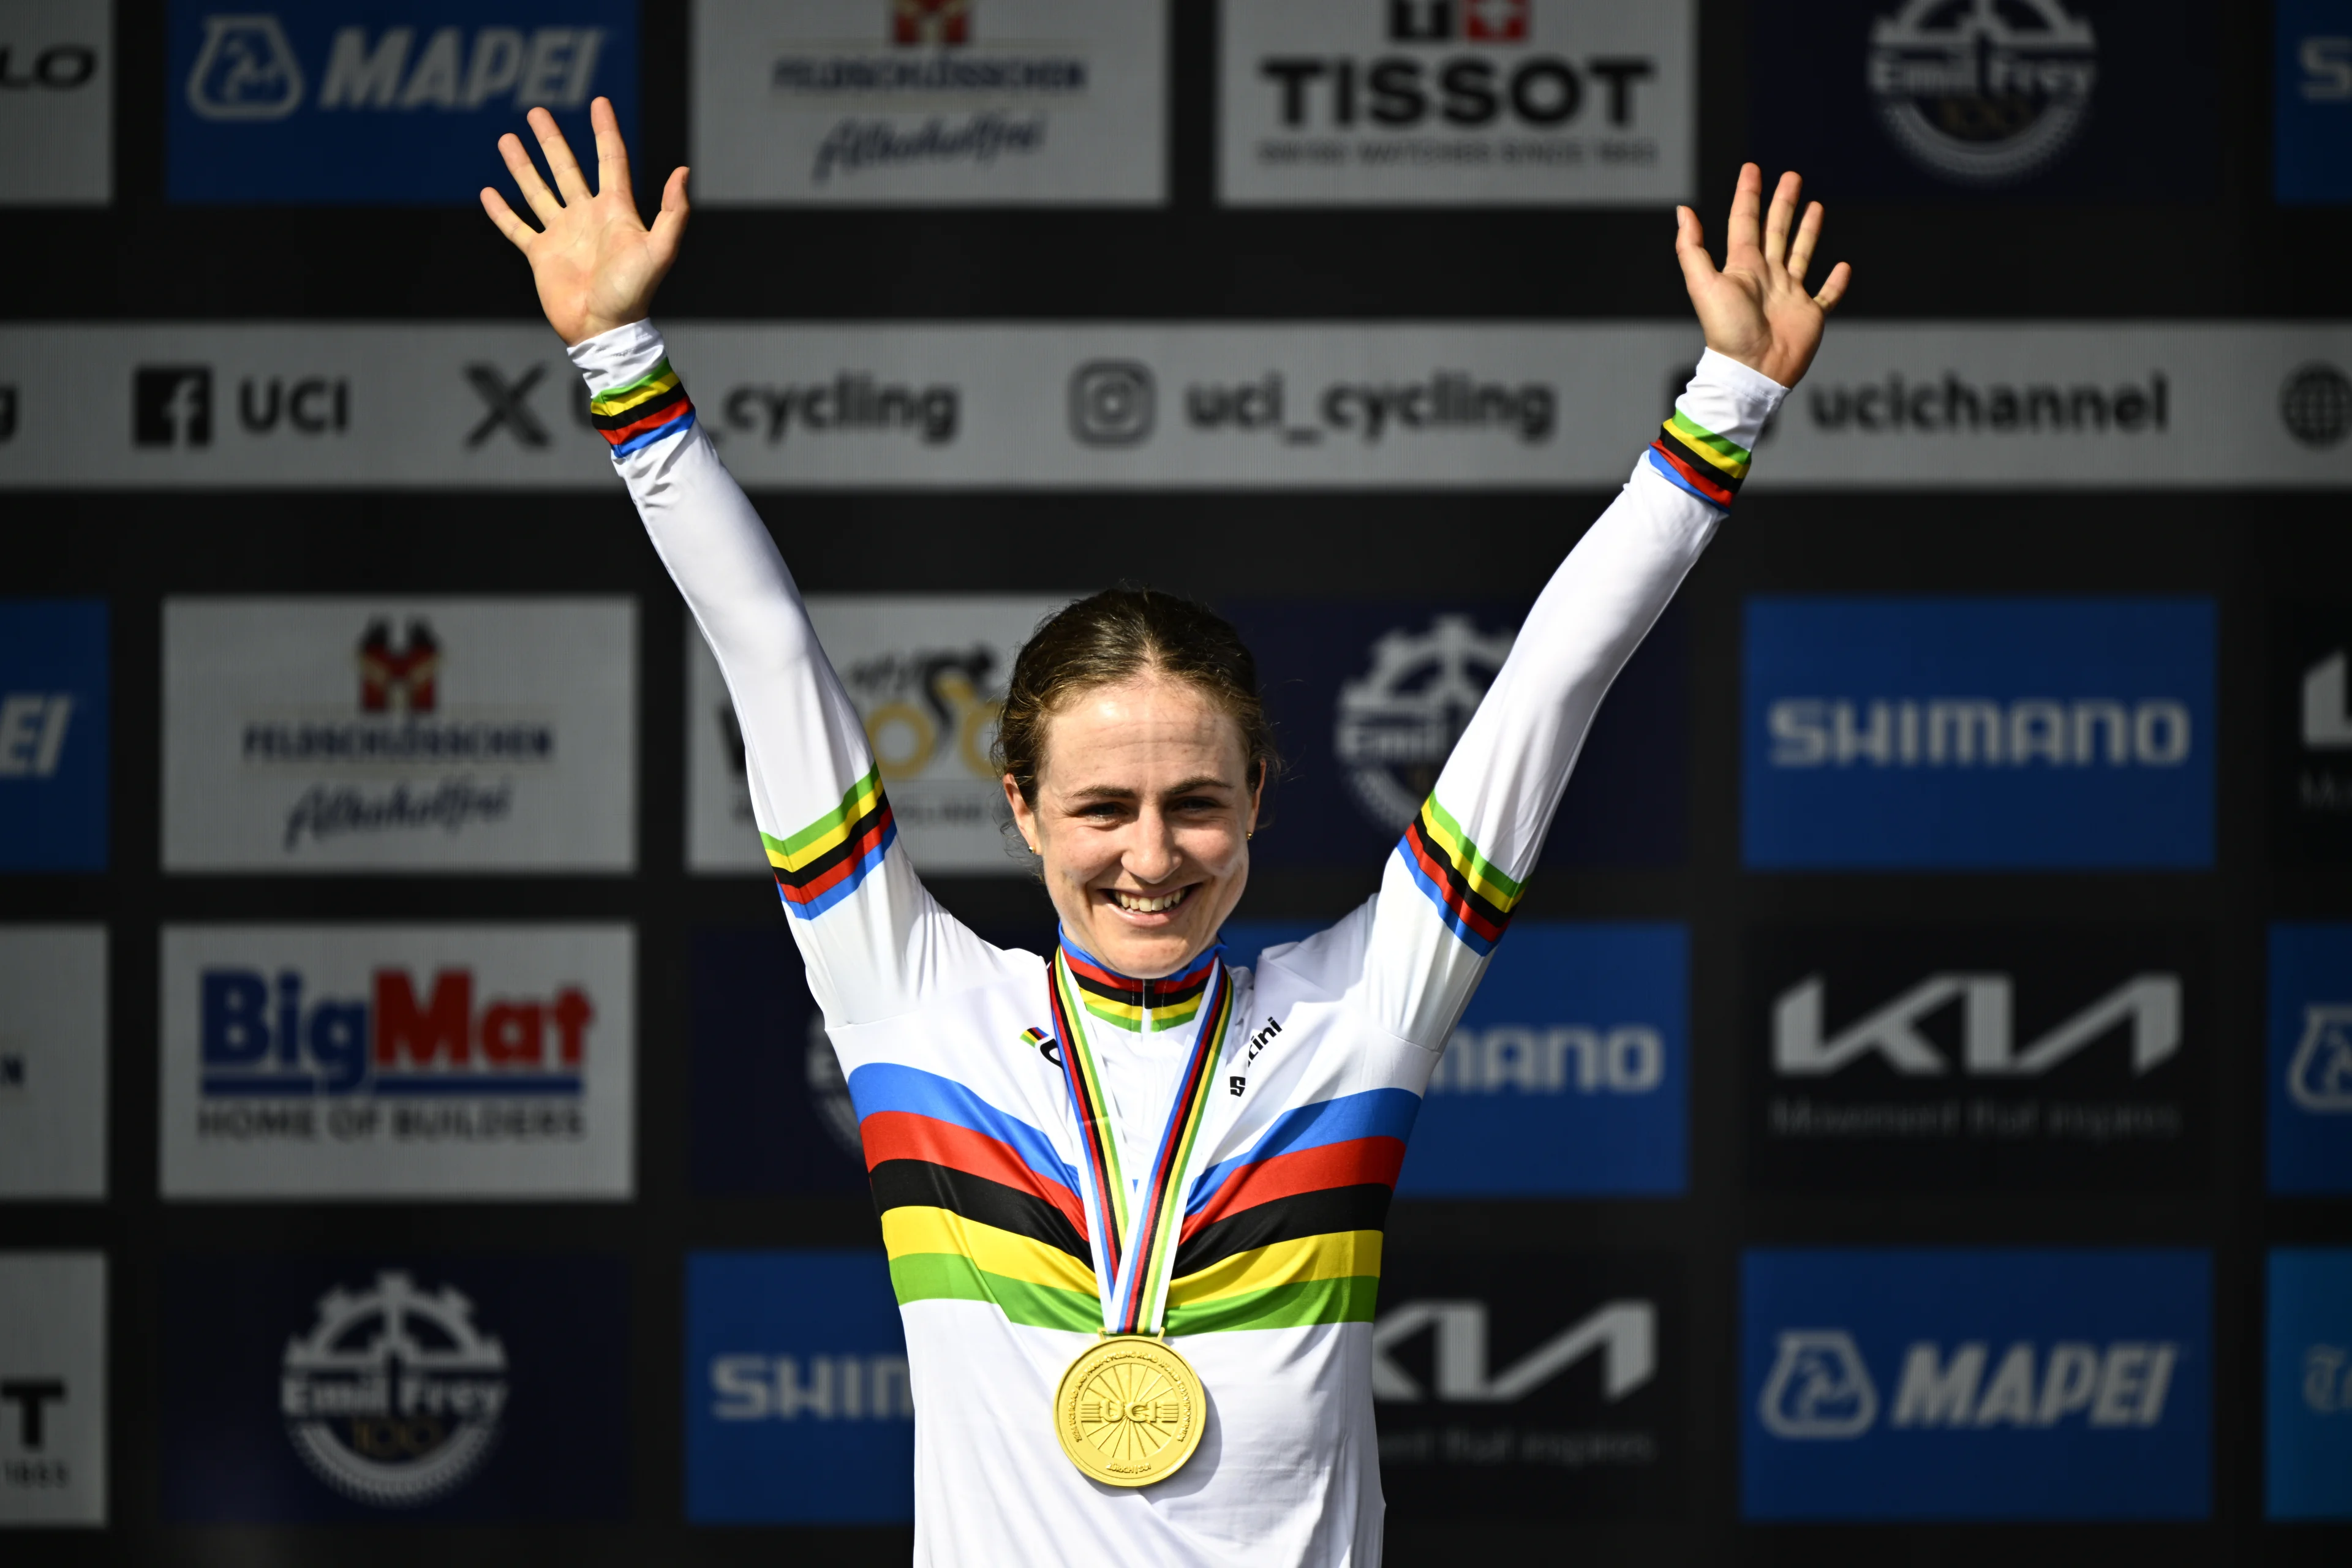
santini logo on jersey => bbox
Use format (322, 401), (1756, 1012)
(1767, 698), (2192, 769)
(1758, 1329), (2179, 1441)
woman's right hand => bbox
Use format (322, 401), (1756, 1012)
(481, 96), (689, 347)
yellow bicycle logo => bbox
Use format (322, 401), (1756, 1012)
(858, 650), (1003, 782)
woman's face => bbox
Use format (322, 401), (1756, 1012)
(1004, 672), (1261, 981)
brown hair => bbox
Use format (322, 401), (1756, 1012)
(994, 588), (1278, 809)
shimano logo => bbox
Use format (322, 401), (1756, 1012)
(1430, 1023), (1662, 1095)
(1759, 1330), (2177, 1439)
(709, 1354), (913, 1422)
(1767, 698), (2192, 770)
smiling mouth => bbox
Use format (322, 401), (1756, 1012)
(1107, 886), (1193, 914)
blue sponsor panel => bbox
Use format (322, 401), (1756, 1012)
(1741, 1248), (2211, 1520)
(159, 1254), (628, 1521)
(685, 1251), (914, 1524)
(2278, 1), (2352, 203)
(167, 4), (637, 204)
(2268, 924), (2352, 1194)
(1222, 920), (1686, 1196)
(1220, 600), (1684, 870)
(0, 599), (107, 871)
(2267, 1248), (2352, 1518)
(1749, 0), (2218, 203)
(1743, 597), (2215, 869)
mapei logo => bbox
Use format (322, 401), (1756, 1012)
(1866, 0), (2098, 186)
(1371, 1298), (1655, 1404)
(281, 1271), (508, 1506)
(187, 14), (608, 121)
(1774, 972), (2180, 1079)
(0, 690), (75, 778)
(2287, 1006), (2352, 1113)
(358, 620), (439, 713)
(1758, 1330), (2180, 1440)
(1336, 614), (1513, 831)
(892, 0), (969, 48)
(200, 966), (594, 1098)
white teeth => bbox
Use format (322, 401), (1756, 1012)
(1110, 888), (1187, 914)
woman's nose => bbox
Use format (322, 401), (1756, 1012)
(1122, 811), (1183, 884)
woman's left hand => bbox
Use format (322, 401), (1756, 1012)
(1674, 164), (1851, 388)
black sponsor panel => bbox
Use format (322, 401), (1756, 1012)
(1748, 0), (2218, 204)
(1223, 599), (1684, 869)
(1747, 924), (2211, 1191)
(1374, 1249), (1679, 1518)
(159, 1255), (628, 1522)
(2274, 599), (2352, 865)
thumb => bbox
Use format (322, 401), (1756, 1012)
(1673, 206), (1718, 295)
(648, 166), (690, 262)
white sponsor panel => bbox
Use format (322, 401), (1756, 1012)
(1218, 0), (1692, 206)
(0, 928), (105, 1200)
(0, 1253), (105, 1525)
(688, 595), (1067, 874)
(693, 0), (1165, 205)
(0, 0), (110, 205)
(164, 598), (635, 872)
(3, 323), (2350, 488)
(159, 925), (635, 1199)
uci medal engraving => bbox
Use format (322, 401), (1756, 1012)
(1055, 1334), (1205, 1487)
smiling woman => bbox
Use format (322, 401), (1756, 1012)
(485, 97), (1845, 1568)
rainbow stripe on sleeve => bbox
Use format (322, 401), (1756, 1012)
(764, 764), (895, 920)
(1645, 407), (1749, 509)
(1395, 794), (1523, 956)
(589, 357), (696, 458)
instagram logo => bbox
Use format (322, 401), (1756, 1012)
(1069, 361), (1156, 447)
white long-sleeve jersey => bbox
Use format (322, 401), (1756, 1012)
(575, 322), (1782, 1566)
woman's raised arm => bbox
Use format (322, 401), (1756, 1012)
(484, 102), (996, 1027)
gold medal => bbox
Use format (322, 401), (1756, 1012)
(1054, 1334), (1206, 1487)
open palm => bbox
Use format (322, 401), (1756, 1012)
(1676, 164), (1852, 388)
(481, 97), (688, 347)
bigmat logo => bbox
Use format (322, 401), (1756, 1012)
(167, 3), (636, 203)
(164, 598), (635, 872)
(0, 928), (107, 1200)
(1744, 597), (2214, 869)
(1221, 0), (1694, 206)
(1374, 1250), (1679, 1517)
(2277, 0), (2352, 204)
(2268, 924), (2352, 1194)
(685, 1251), (913, 1523)
(160, 1255), (626, 1521)
(159, 925), (634, 1199)
(0, 1254), (106, 1526)
(1743, 1248), (2211, 1520)
(1227, 921), (1686, 1195)
(1749, 924), (2209, 1193)
(1223, 599), (1684, 870)
(2267, 1248), (2352, 1518)
(0, 598), (106, 871)
(2272, 599), (2352, 864)
(1749, 0), (2217, 203)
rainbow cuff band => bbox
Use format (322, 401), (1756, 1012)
(1646, 407), (1751, 510)
(589, 358), (696, 458)
(1395, 794), (1523, 956)
(765, 765), (895, 919)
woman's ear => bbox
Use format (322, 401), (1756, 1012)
(1003, 774), (1041, 856)
(1246, 758), (1265, 838)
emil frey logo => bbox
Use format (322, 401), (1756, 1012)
(1758, 1329), (2180, 1441)
(1337, 614), (1515, 832)
(281, 1271), (508, 1507)
(1866, 0), (2098, 186)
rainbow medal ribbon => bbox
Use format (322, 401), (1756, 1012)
(1044, 946), (1237, 1487)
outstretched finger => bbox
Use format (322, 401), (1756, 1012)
(1725, 162), (1765, 261)
(1762, 170), (1801, 268)
(497, 132), (562, 224)
(1814, 261), (1853, 314)
(647, 165), (692, 268)
(479, 186), (537, 252)
(1673, 204), (1719, 292)
(530, 107), (593, 205)
(1785, 200), (1825, 285)
(589, 96), (633, 205)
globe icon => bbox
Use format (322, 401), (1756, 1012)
(2280, 363), (2352, 450)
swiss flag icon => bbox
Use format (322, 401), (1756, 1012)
(1463, 0), (1529, 42)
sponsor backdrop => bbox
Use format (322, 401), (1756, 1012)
(4, 2), (2349, 1563)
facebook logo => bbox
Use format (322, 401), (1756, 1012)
(135, 368), (213, 447)
(1743, 597), (2215, 869)
(1223, 921), (1687, 1196)
(0, 600), (108, 870)
(2278, 0), (2352, 203)
(1743, 1248), (2212, 1520)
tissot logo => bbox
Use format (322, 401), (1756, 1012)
(1389, 0), (1530, 44)
(1749, 925), (2209, 1193)
(0, 1254), (105, 1523)
(1743, 1248), (2212, 1520)
(1373, 1250), (1679, 1518)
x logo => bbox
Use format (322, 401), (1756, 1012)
(464, 363), (550, 448)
